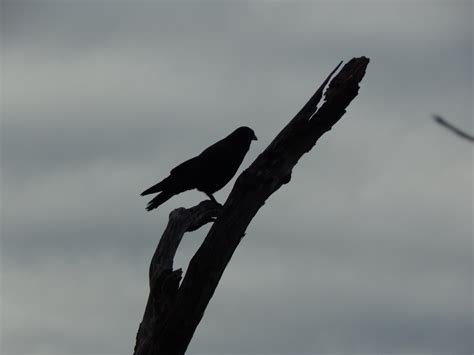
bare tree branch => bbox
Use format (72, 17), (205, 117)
(134, 200), (222, 355)
(433, 115), (474, 142)
(134, 57), (370, 354)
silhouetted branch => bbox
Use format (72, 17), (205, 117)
(134, 200), (222, 355)
(433, 115), (474, 143)
(134, 57), (370, 354)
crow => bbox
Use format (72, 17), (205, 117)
(141, 126), (257, 211)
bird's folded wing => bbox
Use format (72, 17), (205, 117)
(170, 156), (201, 175)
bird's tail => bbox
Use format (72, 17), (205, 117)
(141, 176), (171, 196)
(145, 191), (175, 211)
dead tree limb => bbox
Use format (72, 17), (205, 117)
(134, 200), (222, 355)
(134, 57), (370, 354)
(433, 115), (474, 143)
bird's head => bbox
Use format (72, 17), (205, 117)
(235, 126), (258, 142)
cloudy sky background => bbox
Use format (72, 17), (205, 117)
(1, 1), (472, 354)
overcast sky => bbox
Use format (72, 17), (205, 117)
(1, 1), (472, 354)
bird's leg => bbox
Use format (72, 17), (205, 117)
(205, 192), (218, 203)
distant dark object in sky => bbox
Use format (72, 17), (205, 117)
(141, 126), (258, 211)
(433, 115), (474, 143)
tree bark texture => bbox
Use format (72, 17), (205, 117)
(134, 57), (370, 354)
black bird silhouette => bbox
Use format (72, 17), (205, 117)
(141, 126), (257, 211)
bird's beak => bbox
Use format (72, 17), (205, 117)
(252, 133), (258, 141)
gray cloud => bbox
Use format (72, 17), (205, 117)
(1, 1), (472, 354)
